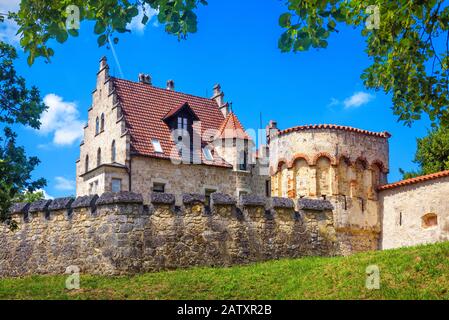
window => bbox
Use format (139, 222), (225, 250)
(239, 151), (248, 171)
(97, 148), (102, 166)
(95, 117), (100, 135)
(153, 182), (165, 193)
(203, 147), (214, 161)
(100, 113), (105, 131)
(111, 140), (116, 162)
(205, 189), (217, 206)
(152, 139), (163, 153)
(85, 155), (89, 172)
(239, 190), (248, 197)
(111, 178), (121, 193)
(265, 180), (271, 197)
(177, 117), (188, 130)
(422, 213), (438, 229)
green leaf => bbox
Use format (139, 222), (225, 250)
(279, 13), (292, 28)
(97, 34), (107, 47)
(94, 21), (106, 35)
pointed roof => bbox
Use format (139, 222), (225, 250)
(215, 112), (251, 140)
(111, 77), (232, 168)
(163, 102), (199, 122)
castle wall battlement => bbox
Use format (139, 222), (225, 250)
(0, 192), (379, 277)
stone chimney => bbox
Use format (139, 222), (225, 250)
(138, 73), (152, 85)
(166, 79), (175, 90)
(212, 84), (229, 117)
(266, 120), (279, 144)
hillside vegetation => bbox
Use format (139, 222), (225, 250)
(1, 242), (449, 300)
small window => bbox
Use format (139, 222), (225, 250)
(422, 213), (438, 229)
(239, 151), (248, 171)
(265, 180), (271, 197)
(111, 140), (116, 162)
(95, 117), (100, 135)
(100, 113), (105, 131)
(239, 190), (248, 197)
(97, 148), (102, 166)
(203, 147), (214, 161)
(152, 139), (163, 153)
(111, 178), (121, 193)
(85, 155), (89, 173)
(205, 188), (217, 206)
(153, 182), (165, 193)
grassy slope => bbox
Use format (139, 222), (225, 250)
(1, 242), (449, 300)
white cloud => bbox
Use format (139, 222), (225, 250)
(36, 189), (54, 200)
(54, 176), (75, 191)
(343, 91), (375, 109)
(0, 0), (20, 45)
(39, 94), (85, 146)
(327, 97), (340, 107)
(127, 4), (159, 33)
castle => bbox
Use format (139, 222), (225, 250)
(1, 57), (448, 277)
(77, 57), (449, 251)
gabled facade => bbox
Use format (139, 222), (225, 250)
(76, 57), (270, 203)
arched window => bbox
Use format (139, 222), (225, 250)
(95, 117), (100, 135)
(111, 140), (116, 162)
(97, 148), (102, 166)
(85, 155), (89, 172)
(100, 113), (105, 131)
(316, 156), (331, 196)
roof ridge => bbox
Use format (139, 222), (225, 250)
(378, 169), (449, 191)
(279, 124), (391, 138)
(111, 77), (217, 104)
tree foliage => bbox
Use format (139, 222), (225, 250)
(11, 0), (207, 65)
(401, 125), (449, 179)
(278, 0), (449, 127)
(0, 43), (47, 221)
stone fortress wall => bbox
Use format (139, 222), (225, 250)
(0, 192), (375, 277)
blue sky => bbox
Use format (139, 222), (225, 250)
(1, 0), (431, 198)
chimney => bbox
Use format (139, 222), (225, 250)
(138, 73), (152, 85)
(99, 56), (108, 71)
(166, 79), (175, 90)
(266, 120), (279, 144)
(212, 84), (228, 117)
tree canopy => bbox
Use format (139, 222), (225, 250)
(9, 1), (449, 127)
(0, 43), (47, 221)
(400, 125), (449, 179)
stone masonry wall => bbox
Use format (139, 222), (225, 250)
(0, 192), (357, 277)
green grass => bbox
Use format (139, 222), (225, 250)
(1, 242), (449, 300)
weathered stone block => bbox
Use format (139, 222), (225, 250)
(97, 192), (143, 206)
(183, 193), (205, 205)
(49, 197), (75, 211)
(151, 193), (175, 205)
(72, 194), (99, 209)
(298, 198), (334, 211)
(271, 197), (295, 209)
(240, 194), (266, 207)
(9, 202), (30, 214)
(211, 193), (236, 206)
(28, 199), (52, 213)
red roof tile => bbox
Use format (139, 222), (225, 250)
(279, 124), (391, 138)
(378, 170), (449, 191)
(215, 112), (251, 140)
(112, 77), (232, 168)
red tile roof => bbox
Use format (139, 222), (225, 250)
(378, 170), (449, 191)
(215, 112), (251, 140)
(279, 124), (391, 138)
(112, 77), (232, 168)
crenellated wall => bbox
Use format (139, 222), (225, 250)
(0, 192), (375, 277)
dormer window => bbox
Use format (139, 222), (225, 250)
(203, 147), (214, 161)
(178, 117), (188, 130)
(152, 138), (163, 153)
